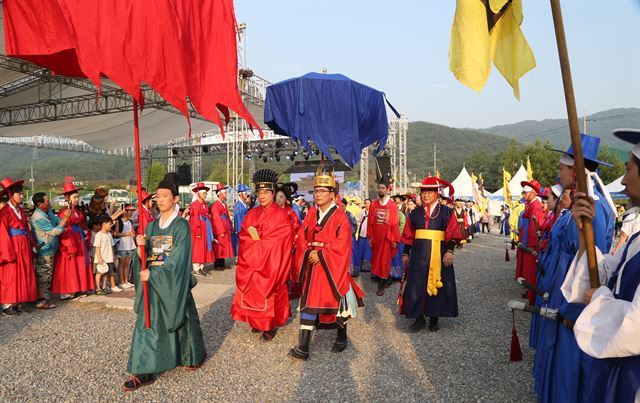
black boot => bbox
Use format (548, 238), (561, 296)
(262, 328), (278, 341)
(290, 329), (312, 360)
(376, 278), (385, 296)
(429, 317), (440, 332)
(332, 325), (348, 353)
(409, 316), (426, 332)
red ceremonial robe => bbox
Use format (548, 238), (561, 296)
(231, 202), (293, 331)
(51, 207), (95, 294)
(295, 205), (364, 325)
(368, 197), (401, 279)
(516, 197), (544, 304)
(210, 200), (234, 259)
(189, 200), (214, 264)
(0, 205), (37, 304)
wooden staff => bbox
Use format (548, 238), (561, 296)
(133, 99), (151, 328)
(550, 0), (599, 288)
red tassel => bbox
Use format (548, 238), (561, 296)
(510, 310), (523, 362)
(505, 245), (510, 262)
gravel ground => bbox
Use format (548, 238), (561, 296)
(0, 230), (536, 402)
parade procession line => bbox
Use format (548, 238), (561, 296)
(0, 232), (537, 401)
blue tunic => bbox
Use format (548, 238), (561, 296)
(403, 204), (458, 319)
(587, 232), (640, 403)
(232, 200), (249, 255)
(534, 186), (614, 403)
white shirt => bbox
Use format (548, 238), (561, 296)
(8, 202), (21, 220)
(378, 196), (391, 207)
(117, 220), (135, 251)
(357, 209), (369, 238)
(317, 202), (337, 224)
(159, 209), (179, 229)
(93, 231), (115, 264)
(561, 235), (640, 358)
(620, 208), (640, 238)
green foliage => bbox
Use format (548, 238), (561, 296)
(597, 145), (626, 184)
(146, 162), (166, 191)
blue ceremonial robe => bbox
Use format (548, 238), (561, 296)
(534, 186), (614, 403)
(232, 200), (249, 256)
(587, 232), (640, 403)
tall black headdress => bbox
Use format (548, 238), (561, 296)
(157, 172), (179, 196)
(252, 168), (278, 191)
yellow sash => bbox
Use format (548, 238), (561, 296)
(415, 229), (446, 296)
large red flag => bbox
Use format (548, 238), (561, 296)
(2, 0), (261, 135)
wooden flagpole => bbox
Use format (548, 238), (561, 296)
(133, 99), (151, 328)
(550, 0), (599, 288)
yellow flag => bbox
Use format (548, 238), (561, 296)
(503, 168), (512, 207)
(471, 172), (488, 213)
(526, 155), (533, 181)
(449, 0), (536, 99)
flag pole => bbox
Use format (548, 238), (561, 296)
(133, 98), (151, 328)
(549, 0), (599, 288)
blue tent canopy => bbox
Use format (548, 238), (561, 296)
(264, 72), (399, 167)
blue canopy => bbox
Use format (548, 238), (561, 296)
(264, 72), (399, 167)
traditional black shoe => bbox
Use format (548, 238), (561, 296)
(121, 373), (155, 392)
(2, 306), (20, 316)
(262, 328), (278, 341)
(409, 317), (426, 333)
(332, 325), (348, 353)
(290, 329), (312, 360)
(376, 279), (386, 296)
(251, 328), (261, 333)
(429, 317), (440, 332)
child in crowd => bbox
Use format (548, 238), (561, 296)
(93, 215), (121, 295)
(114, 205), (136, 289)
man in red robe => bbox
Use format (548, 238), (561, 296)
(368, 177), (400, 296)
(0, 177), (37, 315)
(516, 180), (545, 305)
(136, 189), (155, 233)
(231, 169), (293, 341)
(290, 165), (364, 360)
(210, 183), (233, 270)
(51, 182), (95, 299)
(189, 182), (214, 276)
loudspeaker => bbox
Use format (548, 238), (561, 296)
(375, 155), (392, 182)
(177, 164), (192, 186)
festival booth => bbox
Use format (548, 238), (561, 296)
(605, 175), (627, 200)
(488, 164), (528, 216)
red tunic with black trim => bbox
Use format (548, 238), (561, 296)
(231, 202), (293, 331)
(210, 200), (234, 259)
(51, 207), (95, 294)
(295, 205), (364, 325)
(515, 197), (545, 304)
(189, 200), (214, 264)
(0, 204), (37, 304)
(368, 197), (401, 279)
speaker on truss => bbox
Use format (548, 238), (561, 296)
(374, 155), (392, 183)
(177, 164), (192, 186)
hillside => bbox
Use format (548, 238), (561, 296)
(479, 107), (640, 149)
(406, 121), (510, 181)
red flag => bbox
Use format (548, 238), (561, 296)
(2, 0), (262, 136)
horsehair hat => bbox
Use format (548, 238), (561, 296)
(314, 163), (336, 189)
(551, 133), (613, 168)
(612, 128), (640, 160)
(253, 168), (278, 191)
(157, 172), (179, 196)
(0, 177), (24, 197)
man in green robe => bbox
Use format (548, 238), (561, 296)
(122, 173), (206, 391)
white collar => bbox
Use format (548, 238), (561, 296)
(378, 196), (391, 206)
(317, 202), (337, 224)
(159, 209), (179, 229)
(8, 202), (21, 219)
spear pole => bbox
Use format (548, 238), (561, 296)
(133, 99), (151, 328)
(549, 0), (599, 288)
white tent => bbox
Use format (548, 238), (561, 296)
(491, 164), (529, 199)
(606, 175), (624, 194)
(450, 165), (475, 199)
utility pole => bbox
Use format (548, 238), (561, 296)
(433, 143), (437, 176)
(583, 111), (587, 133)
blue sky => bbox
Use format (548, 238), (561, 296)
(235, 0), (640, 128)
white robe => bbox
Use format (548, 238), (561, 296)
(561, 236), (640, 359)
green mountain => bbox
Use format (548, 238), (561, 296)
(479, 107), (640, 149)
(406, 121), (510, 182)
